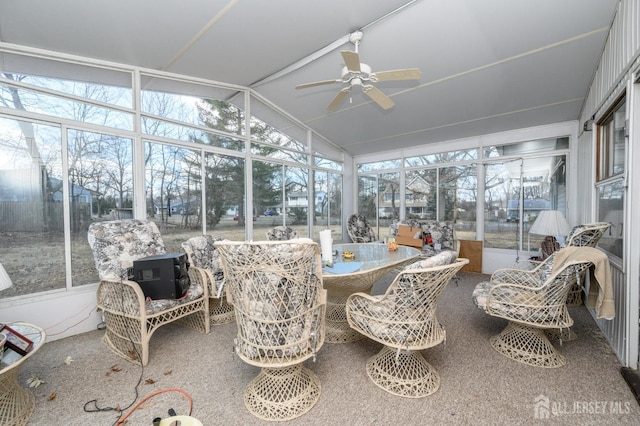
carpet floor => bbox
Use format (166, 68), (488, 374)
(18, 271), (640, 425)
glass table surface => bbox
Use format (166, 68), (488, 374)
(321, 243), (421, 343)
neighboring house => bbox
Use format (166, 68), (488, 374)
(404, 175), (431, 219)
(506, 199), (551, 223)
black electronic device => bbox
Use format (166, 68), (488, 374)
(132, 253), (190, 300)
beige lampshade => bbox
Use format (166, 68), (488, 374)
(529, 210), (571, 237)
(0, 262), (13, 291)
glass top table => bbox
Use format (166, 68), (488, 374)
(322, 243), (421, 343)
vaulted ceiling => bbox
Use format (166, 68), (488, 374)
(0, 0), (619, 156)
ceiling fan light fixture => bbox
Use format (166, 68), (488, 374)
(295, 31), (420, 110)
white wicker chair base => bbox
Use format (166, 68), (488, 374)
(101, 307), (209, 366)
(243, 365), (321, 421)
(0, 367), (35, 426)
(546, 327), (577, 342)
(326, 301), (363, 343)
(366, 346), (440, 398)
(490, 322), (566, 368)
(102, 330), (140, 364)
(209, 298), (235, 325)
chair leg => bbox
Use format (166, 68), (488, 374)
(490, 322), (565, 368)
(243, 365), (321, 421)
(366, 346), (440, 398)
(101, 311), (146, 365)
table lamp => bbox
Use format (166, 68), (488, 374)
(529, 210), (571, 258)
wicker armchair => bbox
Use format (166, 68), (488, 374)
(347, 214), (377, 243)
(346, 253), (468, 397)
(566, 222), (612, 247)
(88, 219), (209, 366)
(564, 222), (611, 305)
(473, 255), (593, 368)
(265, 225), (299, 241)
(214, 239), (327, 421)
(181, 235), (235, 325)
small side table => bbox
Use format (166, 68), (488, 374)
(0, 323), (46, 426)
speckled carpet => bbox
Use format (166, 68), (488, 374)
(18, 272), (640, 425)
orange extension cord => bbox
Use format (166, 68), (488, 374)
(115, 387), (193, 425)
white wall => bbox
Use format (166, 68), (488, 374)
(0, 285), (102, 342)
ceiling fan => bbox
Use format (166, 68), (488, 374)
(295, 31), (421, 110)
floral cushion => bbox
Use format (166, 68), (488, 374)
(182, 235), (225, 296)
(389, 219), (457, 256)
(145, 284), (204, 314)
(347, 296), (419, 343)
(405, 250), (457, 270)
(266, 226), (299, 241)
(537, 252), (556, 284)
(88, 219), (166, 280)
(566, 222), (611, 247)
(472, 281), (562, 324)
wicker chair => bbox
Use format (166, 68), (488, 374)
(346, 252), (468, 397)
(265, 225), (299, 241)
(181, 235), (235, 325)
(88, 219), (210, 366)
(347, 214), (377, 243)
(564, 222), (611, 305)
(214, 239), (327, 421)
(473, 254), (593, 368)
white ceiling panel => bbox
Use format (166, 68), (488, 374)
(0, 0), (619, 157)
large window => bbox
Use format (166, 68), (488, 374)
(356, 140), (566, 250)
(597, 98), (626, 181)
(1, 50), (342, 300)
(0, 118), (65, 297)
(144, 142), (203, 251)
(483, 157), (567, 251)
(595, 97), (626, 259)
(252, 160), (310, 239)
(313, 170), (342, 241)
(68, 129), (133, 287)
(484, 142), (567, 252)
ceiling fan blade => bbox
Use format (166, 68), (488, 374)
(372, 68), (422, 82)
(341, 50), (361, 73)
(363, 85), (394, 110)
(327, 89), (350, 110)
(295, 79), (341, 90)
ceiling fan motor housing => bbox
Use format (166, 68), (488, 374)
(342, 63), (371, 86)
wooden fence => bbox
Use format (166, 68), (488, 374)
(0, 201), (89, 232)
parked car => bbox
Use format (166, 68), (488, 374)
(264, 209), (278, 216)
